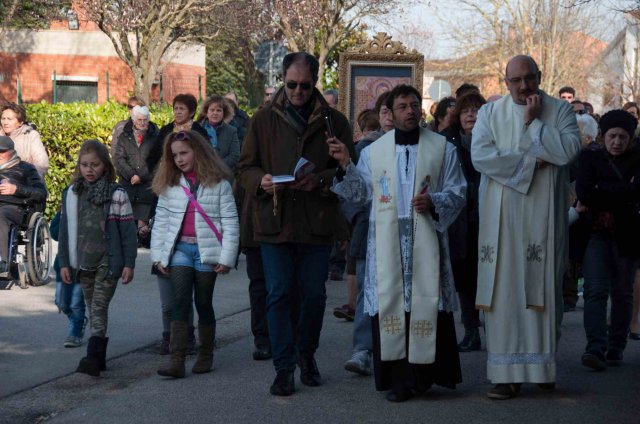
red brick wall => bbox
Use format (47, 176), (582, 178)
(0, 53), (205, 104)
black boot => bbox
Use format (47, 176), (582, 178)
(458, 328), (481, 352)
(77, 336), (102, 376)
(297, 353), (322, 386)
(96, 337), (109, 371)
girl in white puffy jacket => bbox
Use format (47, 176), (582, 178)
(150, 130), (239, 378)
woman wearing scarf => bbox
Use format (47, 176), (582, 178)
(114, 106), (160, 246)
(197, 95), (241, 174)
(0, 103), (49, 178)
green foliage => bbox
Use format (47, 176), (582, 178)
(0, 0), (69, 30)
(26, 101), (174, 217)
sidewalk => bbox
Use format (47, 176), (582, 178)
(1, 251), (638, 423)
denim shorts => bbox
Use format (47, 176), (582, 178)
(169, 241), (215, 272)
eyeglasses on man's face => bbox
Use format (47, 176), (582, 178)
(506, 74), (538, 85)
(285, 81), (313, 90)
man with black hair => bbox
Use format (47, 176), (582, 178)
(330, 84), (466, 402)
(236, 51), (355, 397)
(559, 86), (576, 102)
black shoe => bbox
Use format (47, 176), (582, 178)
(458, 328), (481, 352)
(386, 388), (413, 402)
(606, 349), (623, 363)
(537, 382), (556, 392)
(270, 370), (295, 396)
(253, 348), (272, 361)
(298, 353), (322, 386)
(581, 352), (606, 371)
(76, 336), (103, 377)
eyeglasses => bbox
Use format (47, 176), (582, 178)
(171, 131), (190, 141)
(285, 81), (313, 90)
(506, 74), (538, 84)
(127, 104), (136, 109)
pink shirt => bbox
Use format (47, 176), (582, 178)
(180, 171), (198, 238)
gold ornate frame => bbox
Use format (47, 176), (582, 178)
(338, 32), (424, 130)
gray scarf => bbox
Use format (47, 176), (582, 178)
(73, 176), (117, 206)
(0, 153), (20, 171)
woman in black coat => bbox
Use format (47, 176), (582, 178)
(445, 92), (486, 352)
(577, 109), (640, 370)
(197, 95), (240, 173)
(114, 105), (160, 243)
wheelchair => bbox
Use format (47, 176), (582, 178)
(1, 202), (52, 289)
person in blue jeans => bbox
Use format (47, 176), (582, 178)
(236, 52), (355, 397)
(576, 109), (640, 370)
(51, 211), (86, 348)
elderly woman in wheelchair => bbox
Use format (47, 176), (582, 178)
(0, 136), (48, 282)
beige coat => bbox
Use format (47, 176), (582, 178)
(1, 124), (49, 177)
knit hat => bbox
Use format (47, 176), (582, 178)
(599, 109), (638, 139)
(0, 136), (14, 152)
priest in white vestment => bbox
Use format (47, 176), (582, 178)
(329, 85), (466, 402)
(471, 55), (581, 400)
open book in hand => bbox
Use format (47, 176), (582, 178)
(272, 157), (316, 184)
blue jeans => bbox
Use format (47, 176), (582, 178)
(583, 233), (635, 357)
(353, 259), (372, 352)
(55, 281), (86, 338)
(170, 241), (216, 272)
(260, 242), (331, 372)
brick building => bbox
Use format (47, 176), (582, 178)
(0, 14), (205, 104)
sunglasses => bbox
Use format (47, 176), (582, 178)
(286, 81), (313, 90)
(171, 131), (190, 141)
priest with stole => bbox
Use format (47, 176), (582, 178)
(471, 55), (581, 400)
(329, 84), (466, 402)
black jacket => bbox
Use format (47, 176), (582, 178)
(114, 120), (160, 205)
(576, 144), (640, 257)
(0, 160), (47, 206)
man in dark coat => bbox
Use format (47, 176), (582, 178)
(236, 52), (355, 397)
(0, 136), (47, 272)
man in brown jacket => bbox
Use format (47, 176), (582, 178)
(236, 52), (355, 396)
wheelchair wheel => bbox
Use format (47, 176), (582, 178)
(26, 212), (52, 286)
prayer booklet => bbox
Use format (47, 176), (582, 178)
(272, 157), (315, 184)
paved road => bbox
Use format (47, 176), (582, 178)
(1, 248), (638, 423)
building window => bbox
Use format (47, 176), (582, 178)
(52, 76), (98, 103)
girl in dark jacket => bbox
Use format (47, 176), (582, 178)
(576, 109), (640, 370)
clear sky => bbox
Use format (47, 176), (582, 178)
(370, 0), (628, 60)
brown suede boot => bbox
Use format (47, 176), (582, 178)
(192, 324), (215, 374)
(157, 321), (188, 378)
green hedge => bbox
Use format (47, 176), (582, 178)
(26, 101), (174, 217)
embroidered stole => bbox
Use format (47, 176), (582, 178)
(475, 95), (554, 311)
(370, 129), (445, 364)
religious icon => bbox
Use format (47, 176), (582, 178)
(378, 170), (392, 203)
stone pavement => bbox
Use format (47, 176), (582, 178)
(0, 248), (638, 423)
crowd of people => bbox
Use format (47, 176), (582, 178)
(1, 51), (639, 403)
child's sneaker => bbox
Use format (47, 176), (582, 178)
(64, 336), (83, 348)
